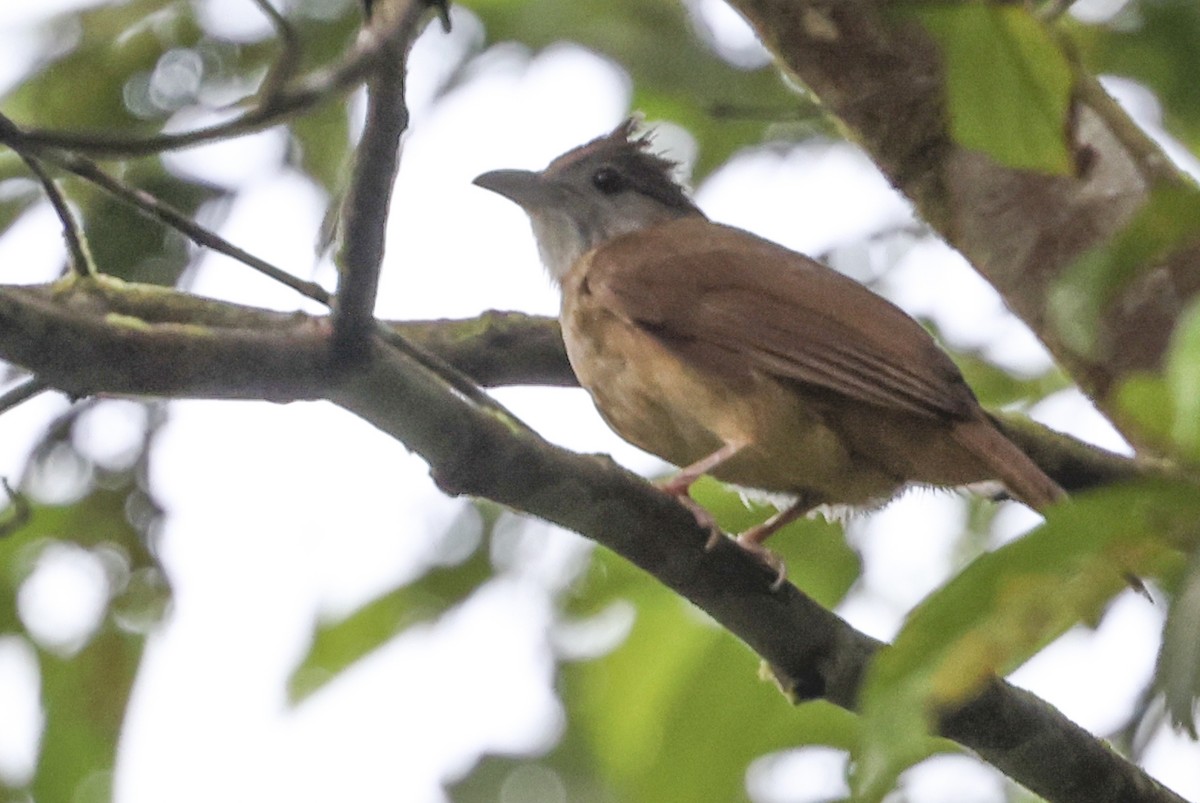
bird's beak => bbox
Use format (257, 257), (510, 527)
(472, 169), (550, 210)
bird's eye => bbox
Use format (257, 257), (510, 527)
(591, 167), (626, 194)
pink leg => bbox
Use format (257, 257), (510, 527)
(735, 498), (815, 590)
(657, 441), (802, 592)
(661, 440), (747, 497)
(658, 441), (747, 550)
(738, 498), (814, 547)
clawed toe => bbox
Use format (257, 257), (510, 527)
(735, 532), (788, 591)
(703, 528), (724, 552)
(670, 491), (725, 550)
(658, 479), (788, 590)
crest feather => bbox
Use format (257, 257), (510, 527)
(546, 117), (699, 216)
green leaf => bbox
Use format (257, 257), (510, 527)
(1164, 299), (1200, 462)
(449, 753), (614, 803)
(1049, 185), (1200, 357)
(851, 481), (1193, 801)
(1114, 371), (1174, 453)
(288, 100), (351, 198)
(32, 627), (145, 803)
(1113, 296), (1200, 463)
(908, 4), (1073, 174)
(559, 548), (861, 803)
(288, 515), (493, 704)
(1, 477), (167, 800)
(1158, 546), (1200, 737)
(0, 175), (41, 243)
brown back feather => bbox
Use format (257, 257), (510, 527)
(586, 217), (978, 421)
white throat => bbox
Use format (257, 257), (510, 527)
(530, 213), (587, 283)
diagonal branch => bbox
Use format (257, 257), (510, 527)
(13, 149), (94, 278)
(0, 278), (1186, 802)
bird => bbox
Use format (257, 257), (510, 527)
(473, 119), (1065, 579)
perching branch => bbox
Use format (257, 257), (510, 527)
(0, 276), (1184, 803)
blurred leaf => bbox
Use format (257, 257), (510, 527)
(1163, 299), (1200, 462)
(69, 160), (229, 284)
(1114, 372), (1174, 452)
(1158, 546), (1200, 737)
(449, 737), (617, 803)
(0, 472), (167, 800)
(906, 4), (1073, 174)
(1113, 295), (1200, 463)
(557, 548), (861, 803)
(467, 0), (816, 177)
(1050, 185), (1200, 357)
(851, 480), (1194, 801)
(2, 0), (203, 133)
(288, 517), (493, 704)
(32, 627), (145, 803)
(690, 476), (861, 608)
(0, 178), (41, 244)
(1073, 0), (1200, 151)
(0, 484), (157, 630)
(288, 98), (351, 198)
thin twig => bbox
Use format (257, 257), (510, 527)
(17, 154), (95, 277)
(1067, 54), (1191, 190)
(251, 0), (304, 105)
(0, 376), (51, 416)
(0, 114), (332, 305)
(0, 478), (32, 538)
(371, 322), (537, 437)
(60, 151), (330, 304)
(0, 111), (519, 426)
(7, 0), (419, 158)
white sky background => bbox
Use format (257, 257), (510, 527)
(0, 1), (1198, 801)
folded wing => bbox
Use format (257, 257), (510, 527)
(586, 217), (976, 422)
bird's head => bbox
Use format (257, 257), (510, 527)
(473, 118), (703, 281)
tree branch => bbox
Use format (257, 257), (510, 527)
(332, 0), (438, 361)
(0, 277), (1183, 802)
(0, 275), (1154, 487)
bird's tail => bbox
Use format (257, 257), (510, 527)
(951, 417), (1066, 512)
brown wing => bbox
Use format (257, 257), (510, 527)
(585, 217), (976, 421)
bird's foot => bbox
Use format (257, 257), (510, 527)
(665, 489), (725, 550)
(658, 463), (791, 590)
(735, 531), (788, 591)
